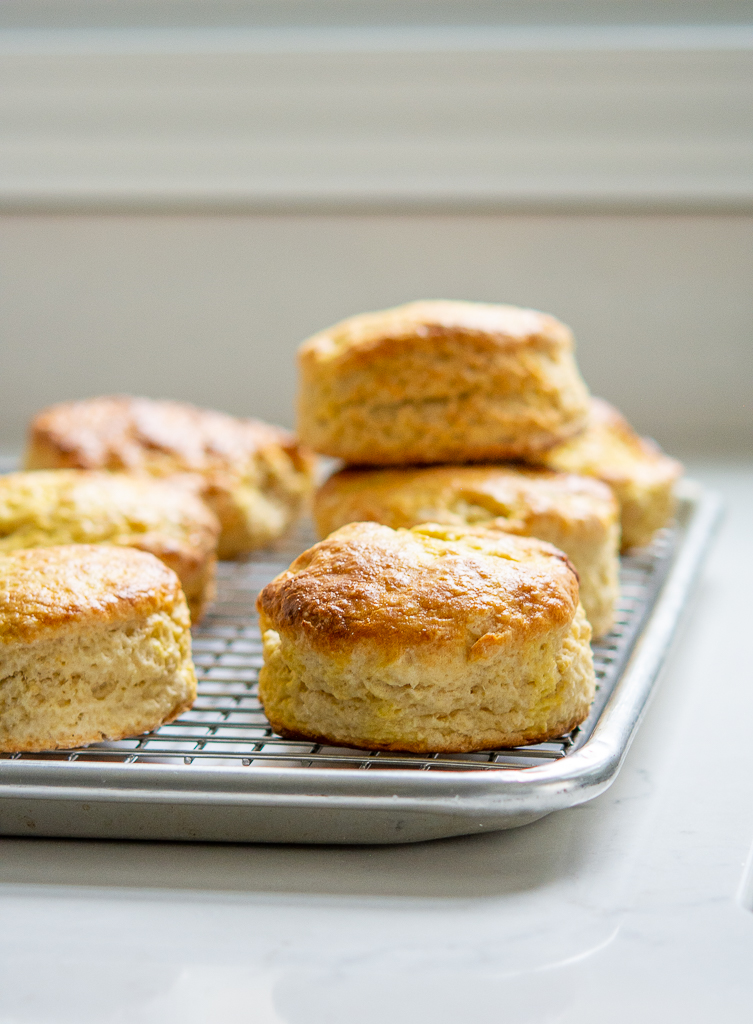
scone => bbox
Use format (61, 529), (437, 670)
(257, 522), (595, 753)
(0, 545), (196, 752)
(0, 470), (220, 622)
(531, 398), (683, 550)
(314, 464), (619, 637)
(297, 300), (591, 464)
(24, 395), (316, 559)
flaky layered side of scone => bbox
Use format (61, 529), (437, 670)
(0, 545), (196, 752)
(531, 398), (683, 550)
(297, 300), (591, 465)
(24, 396), (317, 559)
(257, 522), (595, 753)
(314, 464), (619, 637)
(0, 469), (220, 622)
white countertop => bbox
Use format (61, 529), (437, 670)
(1, 462), (752, 1023)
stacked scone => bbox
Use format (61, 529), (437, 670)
(314, 464), (620, 639)
(1, 397), (316, 752)
(257, 299), (682, 753)
(303, 300), (625, 637)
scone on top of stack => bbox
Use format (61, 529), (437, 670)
(259, 298), (684, 755)
(297, 300), (591, 465)
(0, 545), (196, 752)
(25, 395), (317, 559)
(257, 522), (595, 753)
(314, 464), (619, 637)
(528, 397), (683, 551)
(0, 469), (220, 622)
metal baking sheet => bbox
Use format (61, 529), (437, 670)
(0, 481), (720, 844)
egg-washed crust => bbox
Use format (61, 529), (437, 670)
(257, 521), (580, 660)
(25, 394), (314, 480)
(314, 463), (616, 541)
(313, 463), (620, 637)
(257, 523), (593, 753)
(24, 395), (317, 559)
(533, 398), (683, 549)
(0, 545), (187, 644)
(297, 300), (591, 464)
(299, 300), (573, 362)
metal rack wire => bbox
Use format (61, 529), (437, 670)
(2, 522), (676, 774)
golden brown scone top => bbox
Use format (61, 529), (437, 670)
(258, 521), (579, 661)
(25, 395), (313, 478)
(0, 544), (185, 644)
(297, 300), (590, 465)
(299, 299), (574, 366)
(314, 463), (617, 538)
(538, 398), (683, 489)
(0, 469), (219, 558)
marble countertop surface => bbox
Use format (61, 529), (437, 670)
(0, 461), (751, 1023)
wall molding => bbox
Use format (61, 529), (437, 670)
(1, 25), (751, 212)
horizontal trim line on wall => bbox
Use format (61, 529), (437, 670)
(1, 24), (752, 54)
(2, 187), (753, 216)
(2, 25), (751, 213)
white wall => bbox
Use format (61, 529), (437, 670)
(2, 212), (750, 456)
(1, 24), (750, 211)
(1, 13), (750, 459)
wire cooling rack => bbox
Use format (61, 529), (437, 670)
(1, 523), (676, 774)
